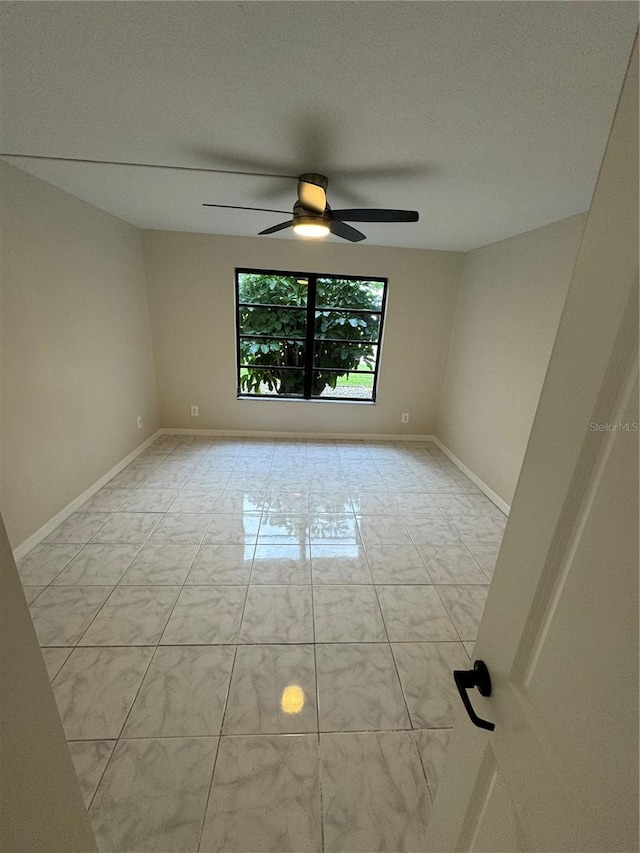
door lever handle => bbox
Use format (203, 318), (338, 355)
(453, 660), (495, 731)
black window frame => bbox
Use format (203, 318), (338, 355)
(235, 267), (388, 402)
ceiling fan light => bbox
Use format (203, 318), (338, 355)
(293, 219), (330, 238)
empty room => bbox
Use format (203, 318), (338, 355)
(1, 3), (637, 852)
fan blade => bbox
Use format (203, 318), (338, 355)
(203, 204), (290, 214)
(258, 220), (295, 236)
(331, 209), (419, 223)
(329, 220), (366, 243)
(0, 152), (297, 179)
(298, 174), (328, 214)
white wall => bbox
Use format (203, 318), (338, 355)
(0, 162), (160, 548)
(143, 231), (463, 436)
(437, 213), (587, 506)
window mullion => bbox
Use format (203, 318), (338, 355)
(303, 274), (317, 399)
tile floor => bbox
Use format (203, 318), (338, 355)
(19, 436), (505, 853)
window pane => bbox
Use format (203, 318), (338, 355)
(240, 367), (305, 397)
(316, 277), (384, 311)
(238, 273), (307, 306)
(240, 305), (307, 338)
(313, 370), (375, 400)
(315, 311), (380, 341)
(240, 338), (306, 368)
(313, 341), (377, 371)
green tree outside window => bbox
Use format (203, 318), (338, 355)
(236, 271), (386, 399)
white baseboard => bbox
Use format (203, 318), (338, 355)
(13, 430), (163, 562)
(430, 437), (511, 516)
(159, 428), (438, 442)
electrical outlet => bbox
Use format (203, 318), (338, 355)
(190, 405), (199, 417)
(401, 412), (410, 424)
(136, 415), (143, 429)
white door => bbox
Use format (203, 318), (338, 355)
(426, 37), (638, 853)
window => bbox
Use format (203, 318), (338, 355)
(235, 268), (387, 401)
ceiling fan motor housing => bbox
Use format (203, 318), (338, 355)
(298, 173), (329, 191)
(293, 200), (330, 226)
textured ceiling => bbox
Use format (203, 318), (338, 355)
(0, 2), (636, 250)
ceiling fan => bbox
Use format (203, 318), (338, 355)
(203, 173), (419, 242)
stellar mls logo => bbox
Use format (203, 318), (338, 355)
(589, 421), (639, 432)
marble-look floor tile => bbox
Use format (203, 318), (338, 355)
(391, 492), (442, 515)
(53, 646), (154, 739)
(22, 586), (45, 604)
(53, 544), (140, 585)
(29, 586), (113, 646)
(348, 491), (397, 515)
(381, 472), (425, 492)
(160, 586), (246, 645)
(436, 585), (489, 641)
(308, 513), (361, 545)
(306, 473), (346, 490)
(107, 469), (151, 489)
(365, 544), (431, 584)
(264, 485), (307, 503)
(142, 469), (193, 489)
(316, 643), (410, 732)
(147, 512), (212, 543)
(250, 544), (311, 584)
(121, 488), (181, 512)
(258, 513), (310, 545)
(417, 473), (466, 494)
(200, 735), (322, 853)
(41, 646), (73, 680)
(186, 543), (254, 585)
(80, 489), (133, 512)
(123, 645), (235, 737)
(403, 516), (462, 546)
(307, 490), (351, 514)
(167, 489), (223, 513)
(79, 586), (180, 646)
(464, 642), (475, 658)
(44, 512), (112, 544)
(268, 474), (308, 490)
(313, 585), (386, 642)
(376, 585), (458, 642)
(414, 729), (452, 801)
(466, 543), (501, 579)
(216, 489), (265, 513)
(448, 515), (506, 545)
(356, 516), (412, 546)
(433, 494), (504, 518)
(17, 544), (84, 585)
(239, 585), (313, 644)
(89, 736), (218, 853)
(311, 544), (372, 584)
(320, 731), (431, 852)
(120, 542), (198, 585)
(203, 513), (261, 544)
(91, 512), (162, 544)
(344, 476), (387, 493)
(418, 545), (489, 584)
(68, 740), (116, 808)
(190, 468), (233, 486)
(392, 642), (470, 728)
(223, 644), (317, 735)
